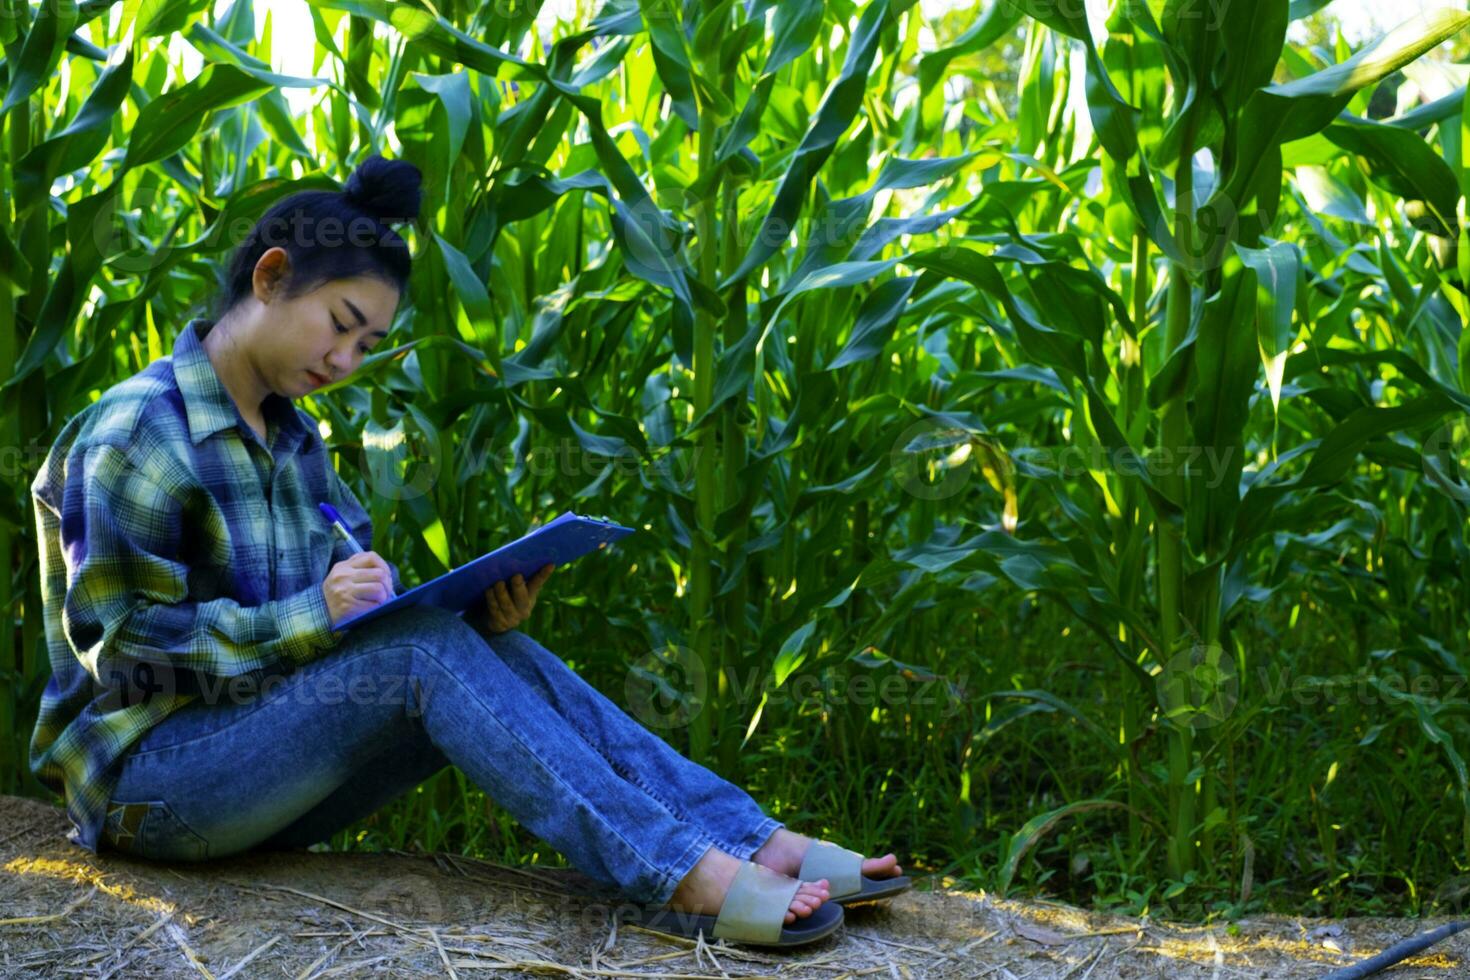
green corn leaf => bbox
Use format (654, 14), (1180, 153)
(123, 64), (274, 170)
(1001, 0), (1088, 40)
(763, 0), (823, 76)
(998, 800), (1131, 895)
(983, 689), (1114, 746)
(1187, 259), (1257, 556)
(1323, 117), (1461, 237)
(774, 620), (817, 687)
(307, 0), (544, 80)
(413, 71), (474, 166)
(918, 1), (1021, 99)
(14, 44), (134, 201)
(434, 232), (495, 340)
(639, 0), (697, 128)
(1288, 0), (1334, 20)
(722, 0), (891, 285)
(135, 0), (212, 37)
(1217, 0), (1289, 112)
(1234, 241), (1299, 413)
(827, 276), (918, 370)
(1215, 8), (1470, 212)
(0, 0), (79, 118)
(1298, 395), (1456, 488)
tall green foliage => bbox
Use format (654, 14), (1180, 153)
(4, 0), (1470, 916)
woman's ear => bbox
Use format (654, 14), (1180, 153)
(252, 247), (291, 301)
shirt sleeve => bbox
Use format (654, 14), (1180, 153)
(325, 465), (405, 596)
(57, 443), (340, 697)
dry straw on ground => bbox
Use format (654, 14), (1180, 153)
(0, 795), (1464, 978)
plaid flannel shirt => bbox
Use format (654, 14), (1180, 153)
(29, 317), (403, 853)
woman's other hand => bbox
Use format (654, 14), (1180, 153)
(484, 564), (553, 634)
(323, 551), (395, 626)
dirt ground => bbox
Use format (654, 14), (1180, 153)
(1, 795), (1465, 978)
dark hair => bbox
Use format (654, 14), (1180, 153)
(210, 155), (423, 320)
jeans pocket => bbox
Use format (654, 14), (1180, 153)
(105, 800), (210, 862)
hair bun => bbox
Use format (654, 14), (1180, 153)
(343, 155), (423, 223)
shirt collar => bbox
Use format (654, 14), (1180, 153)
(174, 317), (309, 451)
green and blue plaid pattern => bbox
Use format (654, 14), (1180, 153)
(29, 317), (401, 853)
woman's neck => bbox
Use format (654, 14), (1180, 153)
(201, 316), (271, 423)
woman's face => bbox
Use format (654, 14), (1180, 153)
(250, 249), (400, 399)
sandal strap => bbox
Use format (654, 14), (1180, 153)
(798, 840), (864, 897)
(711, 861), (802, 944)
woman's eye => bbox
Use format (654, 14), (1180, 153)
(336, 315), (370, 353)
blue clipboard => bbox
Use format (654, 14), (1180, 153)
(332, 511), (636, 632)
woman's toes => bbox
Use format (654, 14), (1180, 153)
(786, 878), (827, 919)
(862, 852), (902, 878)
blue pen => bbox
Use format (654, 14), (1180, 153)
(318, 502), (364, 554)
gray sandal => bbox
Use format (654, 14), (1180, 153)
(799, 840), (913, 905)
(617, 860), (844, 947)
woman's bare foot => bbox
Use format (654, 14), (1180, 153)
(669, 845), (830, 925)
(750, 828), (903, 882)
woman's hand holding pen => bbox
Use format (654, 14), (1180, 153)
(483, 564), (554, 634)
(323, 551), (395, 626)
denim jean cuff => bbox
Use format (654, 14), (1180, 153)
(648, 829), (720, 908)
(726, 816), (784, 862)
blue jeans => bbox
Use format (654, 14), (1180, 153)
(101, 605), (783, 905)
